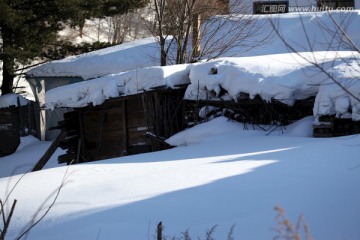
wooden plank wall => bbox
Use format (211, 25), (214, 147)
(58, 88), (186, 163)
(78, 93), (155, 162)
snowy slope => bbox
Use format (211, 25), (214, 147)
(0, 117), (359, 240)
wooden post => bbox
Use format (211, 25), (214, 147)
(122, 100), (128, 155)
(157, 221), (162, 240)
(32, 131), (67, 172)
(17, 97), (25, 136)
(79, 109), (86, 163)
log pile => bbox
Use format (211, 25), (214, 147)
(183, 96), (315, 129)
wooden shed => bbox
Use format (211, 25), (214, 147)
(0, 95), (38, 156)
(25, 38), (167, 141)
(57, 86), (187, 164)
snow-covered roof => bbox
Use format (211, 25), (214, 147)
(45, 64), (192, 109)
(0, 93), (29, 108)
(202, 10), (360, 58)
(26, 37), (162, 80)
(45, 50), (360, 121)
(184, 51), (360, 120)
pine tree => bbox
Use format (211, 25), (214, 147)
(0, 0), (148, 94)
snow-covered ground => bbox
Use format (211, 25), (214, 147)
(0, 117), (359, 240)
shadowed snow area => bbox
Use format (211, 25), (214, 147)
(1, 117), (359, 240)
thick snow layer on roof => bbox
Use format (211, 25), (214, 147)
(202, 10), (360, 58)
(26, 37), (162, 80)
(0, 93), (29, 108)
(314, 60), (360, 121)
(184, 51), (360, 120)
(45, 64), (192, 109)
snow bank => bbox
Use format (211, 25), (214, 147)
(45, 64), (192, 109)
(26, 37), (163, 80)
(185, 51), (360, 120)
(167, 116), (314, 147)
(0, 93), (29, 108)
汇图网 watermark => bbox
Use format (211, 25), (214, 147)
(288, 5), (355, 12)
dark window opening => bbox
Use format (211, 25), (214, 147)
(317, 0), (354, 9)
(253, 1), (289, 14)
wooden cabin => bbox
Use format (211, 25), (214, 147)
(57, 86), (187, 164)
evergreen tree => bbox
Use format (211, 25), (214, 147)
(0, 0), (148, 94)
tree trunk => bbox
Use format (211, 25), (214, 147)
(160, 36), (167, 66)
(1, 60), (15, 94)
(1, 28), (16, 94)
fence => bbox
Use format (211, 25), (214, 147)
(0, 101), (39, 156)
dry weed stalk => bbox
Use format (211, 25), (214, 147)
(273, 205), (313, 240)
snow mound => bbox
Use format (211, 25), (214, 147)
(166, 117), (243, 146)
(0, 93), (29, 108)
(282, 116), (314, 137)
(45, 64), (192, 109)
(16, 136), (40, 151)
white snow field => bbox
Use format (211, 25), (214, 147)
(0, 117), (360, 240)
